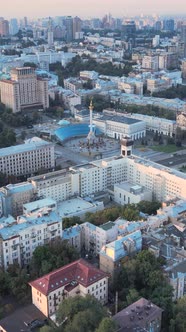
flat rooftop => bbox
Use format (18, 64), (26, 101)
(113, 297), (163, 332)
(57, 197), (102, 219)
(0, 138), (51, 158)
(98, 114), (142, 125)
(23, 197), (56, 213)
(0, 304), (47, 332)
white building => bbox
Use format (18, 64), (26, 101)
(0, 67), (49, 113)
(29, 259), (109, 317)
(0, 182), (36, 217)
(0, 209), (62, 269)
(128, 112), (176, 136)
(0, 137), (55, 177)
(81, 221), (118, 255)
(165, 260), (186, 300)
(114, 182), (152, 205)
(93, 114), (146, 140)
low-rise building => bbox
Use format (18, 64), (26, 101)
(93, 113), (146, 140)
(112, 297), (163, 332)
(81, 221), (118, 255)
(114, 182), (152, 205)
(63, 224), (81, 252)
(99, 230), (142, 277)
(147, 77), (172, 94)
(165, 260), (186, 300)
(29, 259), (109, 317)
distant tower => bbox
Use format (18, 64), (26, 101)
(87, 99), (95, 141)
(48, 17), (54, 47)
(120, 136), (133, 157)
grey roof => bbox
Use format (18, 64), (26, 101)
(0, 139), (51, 158)
(99, 114), (142, 125)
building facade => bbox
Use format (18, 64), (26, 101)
(0, 67), (49, 113)
(29, 259), (109, 317)
(99, 230), (142, 276)
(0, 209), (62, 269)
(0, 138), (55, 177)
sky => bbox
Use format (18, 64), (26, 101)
(1, 0), (186, 19)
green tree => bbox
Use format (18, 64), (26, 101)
(170, 296), (186, 332)
(95, 318), (116, 332)
(30, 239), (79, 277)
(56, 295), (108, 332)
(137, 200), (161, 215)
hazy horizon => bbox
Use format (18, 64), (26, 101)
(1, 0), (186, 19)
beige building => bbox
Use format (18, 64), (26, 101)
(147, 77), (172, 94)
(142, 55), (159, 72)
(176, 111), (186, 130)
(29, 259), (109, 317)
(0, 67), (49, 113)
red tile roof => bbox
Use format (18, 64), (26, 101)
(29, 259), (108, 296)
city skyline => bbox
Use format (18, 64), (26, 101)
(1, 0), (186, 19)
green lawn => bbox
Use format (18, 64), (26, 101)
(151, 145), (184, 153)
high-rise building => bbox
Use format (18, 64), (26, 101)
(47, 17), (54, 47)
(163, 19), (174, 31)
(121, 20), (136, 49)
(9, 18), (19, 35)
(73, 16), (82, 39)
(181, 24), (186, 57)
(65, 16), (73, 42)
(0, 18), (9, 37)
(0, 67), (49, 113)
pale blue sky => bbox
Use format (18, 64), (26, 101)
(1, 0), (186, 19)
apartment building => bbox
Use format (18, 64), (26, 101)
(176, 111), (186, 130)
(29, 259), (109, 317)
(113, 298), (163, 332)
(81, 221), (118, 255)
(0, 67), (49, 113)
(0, 137), (55, 177)
(28, 169), (79, 202)
(99, 230), (142, 276)
(147, 78), (172, 94)
(142, 55), (159, 72)
(0, 182), (36, 217)
(165, 260), (186, 300)
(0, 209), (62, 269)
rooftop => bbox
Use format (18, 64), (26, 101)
(57, 197), (101, 218)
(29, 258), (108, 296)
(112, 297), (163, 332)
(23, 197), (56, 213)
(0, 304), (47, 332)
(0, 137), (52, 158)
(0, 210), (60, 240)
(99, 221), (116, 231)
(98, 114), (142, 125)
